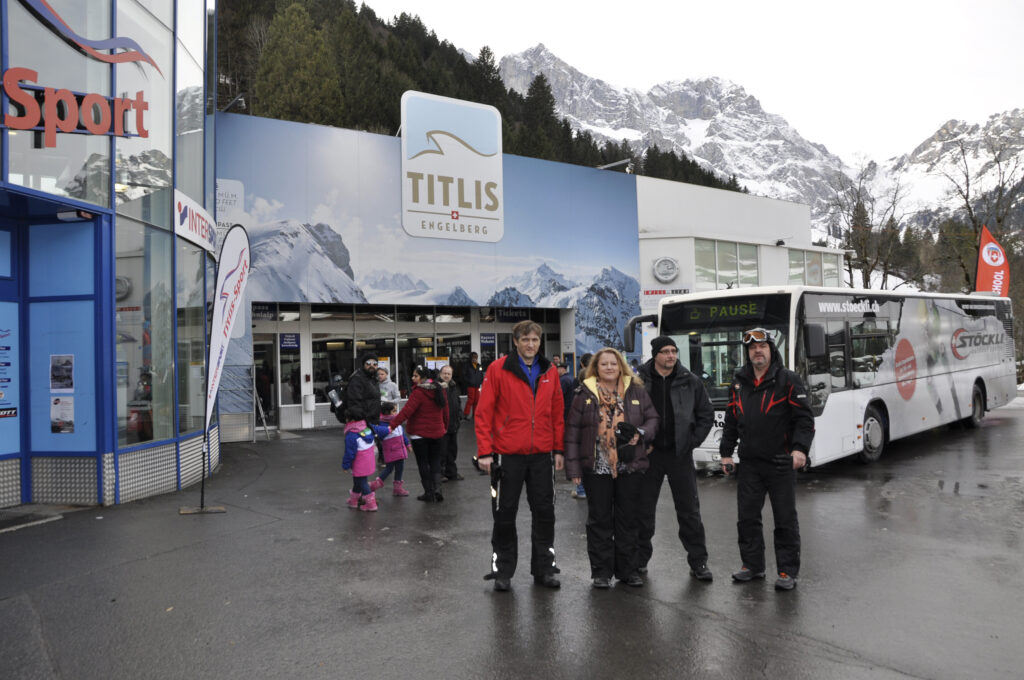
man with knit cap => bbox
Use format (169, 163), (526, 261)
(637, 335), (715, 580)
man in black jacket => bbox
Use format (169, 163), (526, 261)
(344, 352), (382, 424)
(720, 328), (815, 591)
(439, 364), (464, 481)
(637, 336), (715, 581)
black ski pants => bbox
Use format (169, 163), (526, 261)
(736, 458), (800, 576)
(637, 447), (709, 570)
(489, 453), (557, 579)
(582, 471), (643, 580)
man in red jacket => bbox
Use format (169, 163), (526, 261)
(476, 321), (565, 592)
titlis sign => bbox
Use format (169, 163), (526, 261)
(1, 0), (159, 147)
(205, 226), (251, 432)
(400, 91), (504, 243)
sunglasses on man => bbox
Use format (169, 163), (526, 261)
(741, 328), (770, 345)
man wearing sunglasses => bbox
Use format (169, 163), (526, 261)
(720, 328), (814, 591)
(345, 352), (383, 424)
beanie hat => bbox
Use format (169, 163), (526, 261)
(651, 336), (678, 355)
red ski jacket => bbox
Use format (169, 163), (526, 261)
(475, 352), (564, 459)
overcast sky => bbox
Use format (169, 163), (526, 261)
(364, 0), (1022, 163)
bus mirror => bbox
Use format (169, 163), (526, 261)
(623, 314), (657, 353)
(805, 323), (827, 358)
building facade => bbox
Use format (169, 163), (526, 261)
(214, 110), (846, 442)
(0, 0), (219, 507)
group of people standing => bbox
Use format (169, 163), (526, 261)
(341, 355), (471, 510)
(475, 320), (814, 593)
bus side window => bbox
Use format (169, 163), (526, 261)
(827, 321), (849, 392)
(850, 323), (891, 387)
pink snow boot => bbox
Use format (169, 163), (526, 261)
(392, 480), (409, 496)
(369, 477), (385, 492)
(360, 492), (378, 512)
(347, 490), (361, 509)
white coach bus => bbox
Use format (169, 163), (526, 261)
(624, 286), (1016, 468)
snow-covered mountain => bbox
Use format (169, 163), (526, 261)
(499, 44), (1024, 237)
(360, 270), (429, 292)
(567, 267), (642, 353)
(358, 269), (475, 305)
(499, 44), (846, 231)
(496, 262), (576, 302)
(488, 263), (641, 352)
(881, 109), (1024, 230)
(487, 287), (534, 308)
(247, 219), (367, 303)
(363, 285), (478, 306)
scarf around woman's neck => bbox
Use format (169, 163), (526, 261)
(596, 380), (625, 478)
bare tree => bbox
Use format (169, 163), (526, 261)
(827, 163), (908, 289)
(940, 137), (1024, 289)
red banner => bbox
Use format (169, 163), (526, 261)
(975, 225), (1009, 295)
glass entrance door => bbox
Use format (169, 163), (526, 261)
(253, 334), (277, 427)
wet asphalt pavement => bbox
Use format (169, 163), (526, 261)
(3, 399), (1024, 680)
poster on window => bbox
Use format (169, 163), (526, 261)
(49, 354), (74, 392)
(50, 396), (75, 433)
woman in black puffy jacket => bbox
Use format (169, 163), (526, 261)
(565, 348), (658, 589)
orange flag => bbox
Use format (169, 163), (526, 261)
(975, 225), (1009, 295)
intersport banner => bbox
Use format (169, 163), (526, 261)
(975, 225), (1010, 296)
(206, 225), (251, 431)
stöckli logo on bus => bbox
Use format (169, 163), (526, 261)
(1, 0), (161, 148)
(400, 91), (504, 243)
(950, 328), (1005, 361)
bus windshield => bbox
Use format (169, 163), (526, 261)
(659, 294), (791, 404)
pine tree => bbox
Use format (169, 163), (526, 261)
(253, 4), (343, 125)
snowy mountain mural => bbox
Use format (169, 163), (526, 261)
(487, 264), (641, 352)
(217, 113), (641, 357)
(486, 287), (534, 308)
(247, 218), (367, 303)
(361, 270), (430, 292)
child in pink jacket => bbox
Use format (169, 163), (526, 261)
(343, 419), (389, 511)
(371, 402), (413, 496)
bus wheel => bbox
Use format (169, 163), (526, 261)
(965, 383), (985, 429)
(858, 405), (886, 464)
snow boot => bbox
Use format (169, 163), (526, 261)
(369, 477), (385, 492)
(359, 492), (378, 512)
(392, 480), (409, 496)
(347, 490), (361, 509)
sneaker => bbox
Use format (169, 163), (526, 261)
(571, 483), (587, 499)
(592, 577), (611, 589)
(731, 567), (766, 582)
(494, 577), (511, 592)
(774, 572), (797, 590)
(690, 564), (713, 581)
